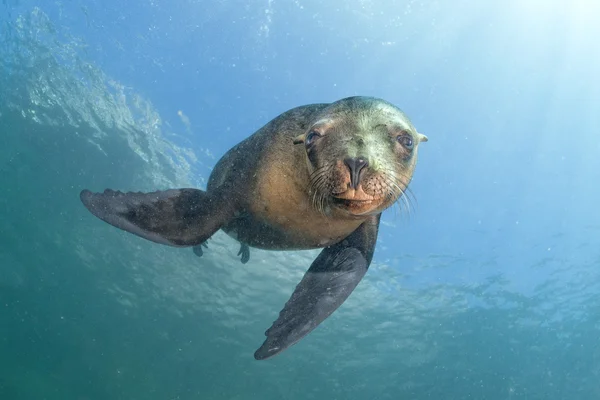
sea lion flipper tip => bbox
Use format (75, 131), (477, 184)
(254, 215), (381, 360)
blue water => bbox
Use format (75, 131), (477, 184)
(1, 1), (600, 399)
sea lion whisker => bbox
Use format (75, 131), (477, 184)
(395, 181), (414, 220)
(309, 163), (337, 216)
(387, 167), (413, 184)
(320, 193), (329, 216)
(384, 189), (402, 220)
(309, 165), (329, 181)
(310, 171), (328, 194)
(312, 189), (324, 216)
(388, 174), (418, 212)
(400, 190), (413, 221)
(310, 178), (330, 216)
(309, 165), (333, 188)
(405, 186), (418, 210)
(379, 168), (407, 190)
(379, 168), (414, 220)
(377, 170), (404, 219)
(392, 182), (412, 220)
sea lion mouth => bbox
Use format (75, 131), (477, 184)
(308, 163), (399, 216)
(332, 197), (374, 207)
(331, 187), (383, 214)
(332, 187), (375, 202)
(331, 196), (382, 216)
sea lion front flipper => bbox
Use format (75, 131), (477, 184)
(254, 214), (381, 360)
(80, 188), (232, 247)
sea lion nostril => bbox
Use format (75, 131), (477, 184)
(344, 157), (369, 189)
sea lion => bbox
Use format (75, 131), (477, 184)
(79, 96), (428, 360)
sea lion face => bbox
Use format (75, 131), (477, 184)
(294, 97), (428, 217)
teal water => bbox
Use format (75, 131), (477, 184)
(2, 2), (600, 400)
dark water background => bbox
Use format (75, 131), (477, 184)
(1, 1), (600, 399)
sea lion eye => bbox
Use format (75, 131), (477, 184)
(305, 131), (321, 145)
(397, 135), (414, 150)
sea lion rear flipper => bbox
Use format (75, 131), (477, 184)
(192, 241), (209, 257)
(80, 188), (231, 247)
(237, 243), (250, 264)
(254, 214), (381, 360)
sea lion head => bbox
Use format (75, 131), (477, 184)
(294, 96), (428, 217)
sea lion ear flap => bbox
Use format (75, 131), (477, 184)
(292, 134), (306, 145)
(418, 133), (428, 143)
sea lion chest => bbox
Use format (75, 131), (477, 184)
(221, 149), (363, 251)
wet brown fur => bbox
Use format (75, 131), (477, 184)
(206, 97), (425, 251)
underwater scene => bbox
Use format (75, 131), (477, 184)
(1, 0), (599, 399)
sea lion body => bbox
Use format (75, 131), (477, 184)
(208, 104), (362, 250)
(79, 96), (428, 360)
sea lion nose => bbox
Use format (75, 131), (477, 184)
(344, 157), (369, 190)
